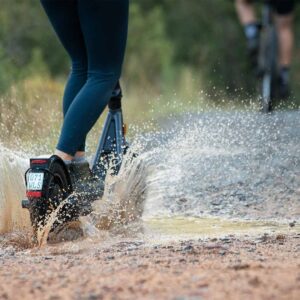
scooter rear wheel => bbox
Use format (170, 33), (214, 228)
(28, 160), (71, 234)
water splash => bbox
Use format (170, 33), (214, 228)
(0, 144), (30, 233)
(35, 197), (77, 247)
(35, 147), (148, 245)
(142, 111), (300, 221)
(82, 111), (300, 238)
(1, 111), (300, 248)
(81, 149), (148, 234)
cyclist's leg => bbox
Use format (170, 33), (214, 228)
(235, 0), (256, 24)
(274, 1), (294, 67)
(56, 0), (129, 157)
(273, 0), (294, 97)
(40, 0), (87, 157)
(235, 0), (259, 62)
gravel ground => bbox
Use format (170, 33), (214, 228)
(0, 232), (299, 300)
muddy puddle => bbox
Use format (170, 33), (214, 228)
(143, 216), (299, 241)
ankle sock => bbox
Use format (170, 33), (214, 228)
(73, 156), (87, 163)
(63, 159), (72, 166)
(244, 23), (259, 39)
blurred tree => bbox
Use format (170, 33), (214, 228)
(0, 0), (68, 93)
(0, 0), (299, 100)
(123, 2), (173, 92)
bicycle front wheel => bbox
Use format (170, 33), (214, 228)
(258, 24), (278, 113)
(261, 73), (272, 113)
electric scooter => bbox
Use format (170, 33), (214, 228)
(21, 82), (129, 233)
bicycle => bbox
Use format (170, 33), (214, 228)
(257, 0), (278, 113)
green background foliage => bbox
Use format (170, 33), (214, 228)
(0, 0), (299, 97)
(1, 0), (300, 150)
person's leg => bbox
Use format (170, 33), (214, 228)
(40, 0), (87, 159)
(276, 14), (294, 67)
(235, 0), (257, 25)
(56, 0), (129, 157)
(274, 0), (294, 98)
(235, 0), (259, 63)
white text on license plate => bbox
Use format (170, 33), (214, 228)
(27, 173), (44, 190)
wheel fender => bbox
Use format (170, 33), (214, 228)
(48, 155), (73, 193)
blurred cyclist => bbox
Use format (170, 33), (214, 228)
(235, 0), (295, 98)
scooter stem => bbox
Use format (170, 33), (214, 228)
(91, 89), (126, 180)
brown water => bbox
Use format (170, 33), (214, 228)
(0, 145), (30, 233)
(143, 216), (299, 241)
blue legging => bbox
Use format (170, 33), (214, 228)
(41, 0), (129, 156)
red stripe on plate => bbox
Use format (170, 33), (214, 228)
(31, 159), (47, 164)
(26, 191), (42, 198)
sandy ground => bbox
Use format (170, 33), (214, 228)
(0, 231), (299, 300)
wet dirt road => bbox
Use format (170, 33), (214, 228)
(0, 232), (299, 300)
(0, 110), (300, 299)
